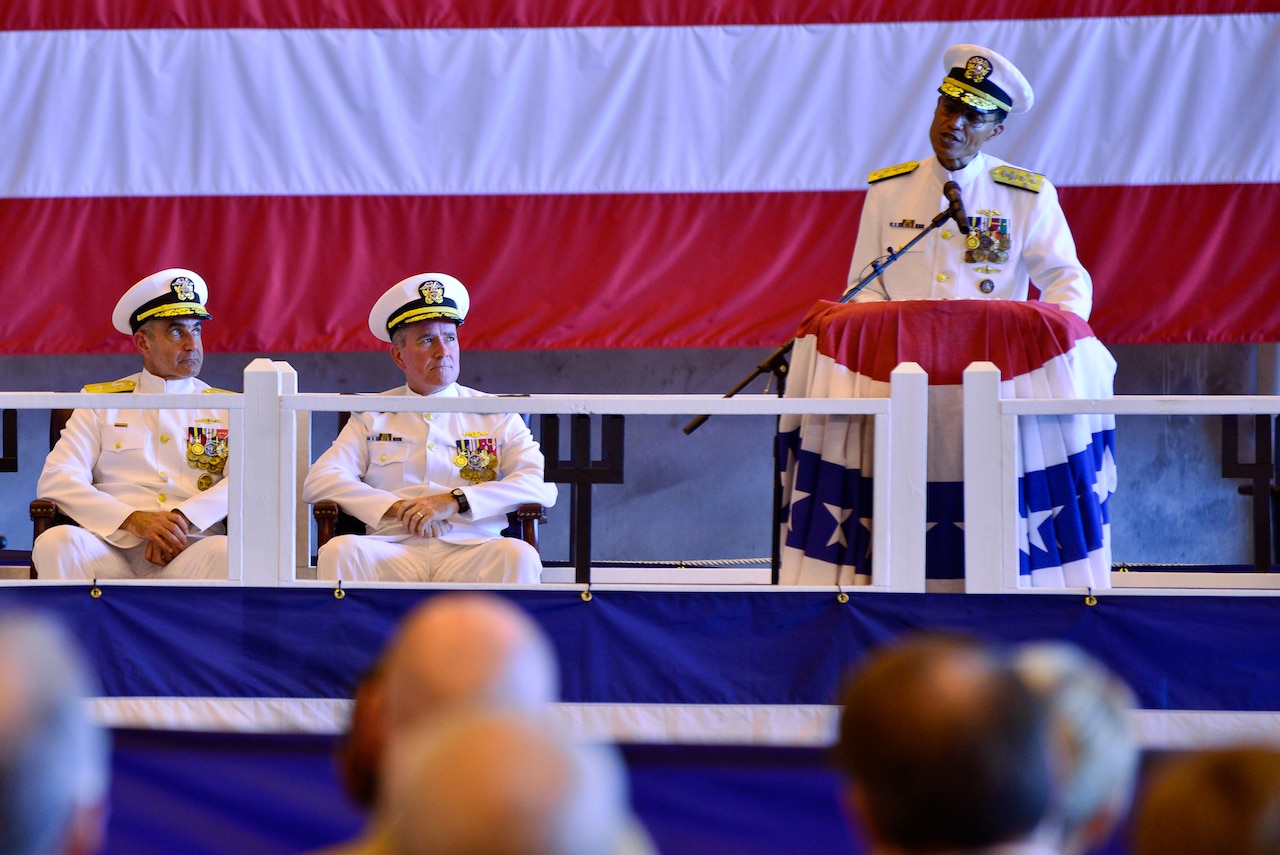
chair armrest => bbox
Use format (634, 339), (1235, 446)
(30, 499), (60, 539)
(314, 500), (339, 548)
(513, 503), (545, 553)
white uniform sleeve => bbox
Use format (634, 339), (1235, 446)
(1022, 180), (1093, 320)
(302, 413), (399, 528)
(36, 408), (138, 542)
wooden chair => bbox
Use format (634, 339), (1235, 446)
(312, 500), (546, 552)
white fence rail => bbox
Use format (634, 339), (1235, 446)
(3, 359), (931, 590)
(962, 361), (1280, 594)
(8, 358), (1279, 593)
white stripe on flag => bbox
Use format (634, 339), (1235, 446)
(0, 15), (1273, 199)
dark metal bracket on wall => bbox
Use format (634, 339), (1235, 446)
(541, 414), (625, 584)
(1222, 414), (1278, 573)
(0, 409), (16, 473)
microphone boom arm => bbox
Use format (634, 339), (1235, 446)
(682, 202), (954, 435)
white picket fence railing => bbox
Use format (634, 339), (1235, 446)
(5, 357), (1279, 595)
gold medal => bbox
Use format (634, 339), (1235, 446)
(966, 234), (980, 250)
(197, 473), (214, 491)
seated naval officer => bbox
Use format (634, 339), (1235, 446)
(846, 44), (1093, 320)
(302, 273), (557, 583)
(32, 268), (231, 579)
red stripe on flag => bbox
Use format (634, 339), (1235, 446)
(0, 1), (1271, 29)
(0, 183), (1274, 356)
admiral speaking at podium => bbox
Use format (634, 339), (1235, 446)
(777, 45), (1114, 590)
(846, 44), (1092, 320)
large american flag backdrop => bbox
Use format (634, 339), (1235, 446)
(0, 1), (1275, 357)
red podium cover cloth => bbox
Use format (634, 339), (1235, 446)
(777, 299), (1116, 589)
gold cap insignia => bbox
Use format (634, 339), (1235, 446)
(419, 280), (446, 305)
(171, 276), (196, 301)
(964, 56), (993, 84)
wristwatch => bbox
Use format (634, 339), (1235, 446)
(450, 487), (470, 514)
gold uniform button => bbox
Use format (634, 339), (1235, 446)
(428, 443), (435, 451)
(159, 471), (167, 479)
(936, 272), (950, 282)
(158, 493), (166, 502)
(379, 454), (388, 462)
(941, 230), (953, 240)
(425, 414), (434, 421)
(160, 434), (170, 443)
(115, 442), (122, 449)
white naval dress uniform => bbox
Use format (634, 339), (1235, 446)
(32, 369), (231, 579)
(846, 152), (1092, 320)
(302, 383), (558, 583)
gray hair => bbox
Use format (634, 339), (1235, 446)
(1013, 642), (1139, 844)
(0, 611), (109, 855)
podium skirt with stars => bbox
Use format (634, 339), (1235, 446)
(776, 299), (1116, 589)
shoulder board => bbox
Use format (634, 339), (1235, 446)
(202, 387), (235, 394)
(83, 379), (136, 394)
(990, 166), (1044, 193)
(868, 161), (919, 183)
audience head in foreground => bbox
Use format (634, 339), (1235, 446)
(333, 591), (559, 810)
(836, 634), (1053, 854)
(383, 709), (636, 855)
(1012, 641), (1139, 855)
(0, 611), (110, 855)
(321, 593), (655, 855)
(1132, 746), (1280, 855)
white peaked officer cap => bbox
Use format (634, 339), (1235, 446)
(369, 273), (470, 343)
(112, 268), (212, 335)
(938, 44), (1034, 115)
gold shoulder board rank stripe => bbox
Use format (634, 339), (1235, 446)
(868, 161), (919, 183)
(990, 166), (1044, 193)
(83, 380), (137, 393)
(202, 387), (235, 394)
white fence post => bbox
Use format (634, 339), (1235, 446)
(963, 362), (1019, 593)
(881, 362), (927, 592)
(239, 359), (284, 586)
(274, 362), (301, 582)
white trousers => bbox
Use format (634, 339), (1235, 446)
(32, 525), (228, 580)
(316, 535), (542, 583)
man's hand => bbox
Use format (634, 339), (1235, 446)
(121, 510), (191, 566)
(386, 494), (460, 539)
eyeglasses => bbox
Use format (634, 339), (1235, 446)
(936, 97), (998, 129)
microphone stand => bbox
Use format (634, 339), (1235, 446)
(683, 204), (956, 435)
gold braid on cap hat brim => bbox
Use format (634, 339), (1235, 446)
(388, 305), (464, 333)
(939, 78), (1010, 114)
(135, 302), (211, 324)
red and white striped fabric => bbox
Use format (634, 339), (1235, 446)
(0, 2), (1275, 355)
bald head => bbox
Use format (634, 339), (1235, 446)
(384, 710), (636, 855)
(386, 711), (569, 855)
(380, 594), (559, 735)
(837, 636), (1052, 852)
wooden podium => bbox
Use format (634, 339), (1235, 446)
(776, 299), (1116, 589)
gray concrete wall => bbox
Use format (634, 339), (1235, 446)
(0, 343), (1266, 567)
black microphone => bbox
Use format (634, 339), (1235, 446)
(942, 181), (970, 235)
